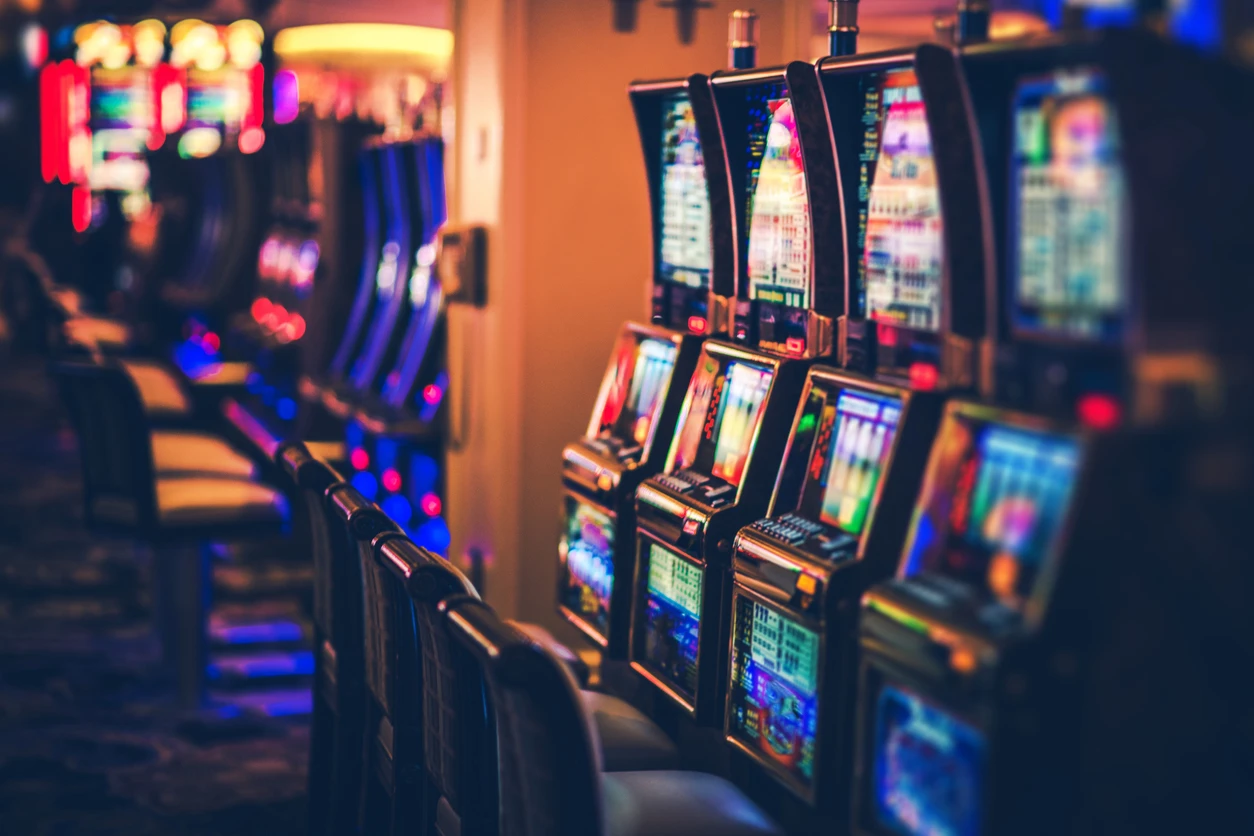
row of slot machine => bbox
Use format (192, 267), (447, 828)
(557, 9), (1254, 836)
(225, 108), (454, 553)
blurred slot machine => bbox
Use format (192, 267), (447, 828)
(719, 7), (993, 826)
(555, 74), (730, 664)
(852, 20), (1254, 836)
(629, 15), (844, 728)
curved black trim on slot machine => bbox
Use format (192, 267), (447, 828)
(710, 60), (844, 361)
(629, 74), (735, 336)
(326, 146), (385, 384)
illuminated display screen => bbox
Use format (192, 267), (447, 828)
(873, 683), (985, 836)
(658, 93), (713, 290)
(598, 336), (679, 447)
(860, 68), (943, 332)
(641, 542), (704, 697)
(89, 68), (151, 194)
(558, 497), (615, 638)
(803, 389), (902, 536)
(728, 595), (820, 788)
(671, 355), (774, 487)
(1011, 68), (1126, 341)
(745, 84), (811, 310)
(902, 414), (1079, 612)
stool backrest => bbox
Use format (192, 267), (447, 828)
(51, 358), (156, 530)
(445, 598), (605, 836)
(276, 443), (344, 640)
(328, 485), (404, 716)
(376, 536), (494, 831)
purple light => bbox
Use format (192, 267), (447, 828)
(274, 70), (299, 125)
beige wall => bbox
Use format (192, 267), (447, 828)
(449, 0), (805, 629)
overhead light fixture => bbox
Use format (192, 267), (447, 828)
(274, 24), (453, 74)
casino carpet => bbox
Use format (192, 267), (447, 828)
(0, 353), (309, 835)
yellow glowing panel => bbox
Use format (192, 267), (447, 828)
(274, 24), (453, 74)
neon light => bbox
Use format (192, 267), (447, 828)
(351, 470), (378, 500)
(420, 493), (442, 517)
(246, 62), (265, 130)
(423, 384), (442, 405)
(251, 297), (272, 321)
(39, 63), (59, 183)
(178, 127), (221, 158)
(1077, 392), (1121, 430)
(277, 398), (298, 421)
(71, 186), (92, 233)
(273, 69), (299, 124)
(238, 126), (265, 154)
(382, 469), (403, 493)
(22, 24), (47, 72)
(414, 516), (451, 555)
(273, 24), (454, 67)
(350, 448), (370, 471)
(785, 336), (805, 355)
(876, 321), (899, 347)
(288, 314), (307, 341)
(909, 362), (938, 391)
(687, 315), (708, 335)
(202, 331), (221, 352)
(381, 494), (413, 527)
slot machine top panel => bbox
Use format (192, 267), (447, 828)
(962, 27), (1254, 366)
(819, 46), (990, 389)
(662, 340), (785, 506)
(710, 62), (845, 334)
(630, 75), (735, 334)
(896, 400), (1084, 631)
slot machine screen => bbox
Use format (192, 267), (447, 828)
(598, 337), (679, 447)
(558, 497), (615, 638)
(797, 388), (903, 536)
(1011, 68), (1126, 341)
(89, 67), (151, 195)
(902, 413), (1080, 612)
(671, 356), (774, 487)
(641, 542), (704, 697)
(858, 68), (943, 332)
(728, 594), (820, 789)
(658, 93), (713, 290)
(872, 683), (985, 836)
(745, 83), (811, 310)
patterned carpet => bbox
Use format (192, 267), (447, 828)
(0, 353), (309, 835)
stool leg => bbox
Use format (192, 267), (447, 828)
(154, 543), (211, 708)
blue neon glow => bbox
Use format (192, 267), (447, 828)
(211, 620), (304, 645)
(414, 516), (451, 555)
(381, 494), (414, 527)
(410, 454), (438, 496)
(376, 436), (400, 470)
(345, 422), (365, 452)
(277, 397), (297, 421)
(351, 470), (379, 501)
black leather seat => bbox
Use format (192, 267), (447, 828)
(52, 358), (288, 706)
(443, 597), (783, 836)
(275, 443), (361, 836)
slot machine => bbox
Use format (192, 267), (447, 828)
(851, 24), (1254, 836)
(345, 135), (453, 553)
(720, 1), (991, 823)
(555, 73), (730, 660)
(629, 17), (843, 726)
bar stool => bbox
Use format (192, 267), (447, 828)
(275, 443), (360, 836)
(327, 492), (679, 835)
(444, 596), (784, 836)
(52, 358), (288, 706)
